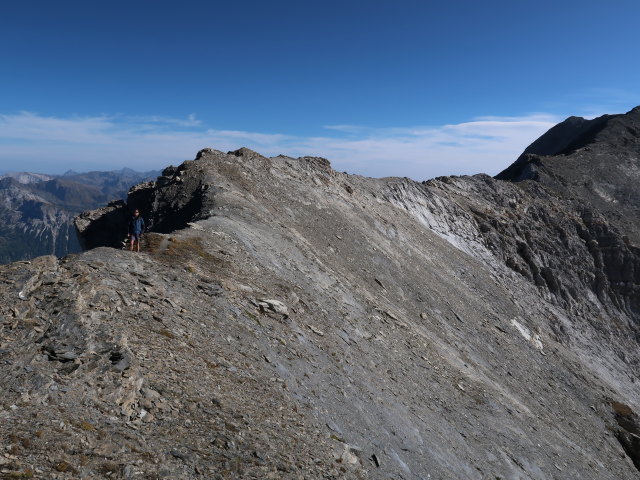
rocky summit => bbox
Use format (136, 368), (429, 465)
(2, 110), (640, 479)
(496, 106), (640, 245)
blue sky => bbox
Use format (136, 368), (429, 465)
(1, 0), (640, 179)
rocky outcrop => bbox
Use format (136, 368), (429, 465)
(75, 157), (217, 250)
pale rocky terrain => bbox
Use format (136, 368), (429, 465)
(1, 109), (640, 479)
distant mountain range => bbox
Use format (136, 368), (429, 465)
(0, 168), (160, 263)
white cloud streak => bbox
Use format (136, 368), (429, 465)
(0, 111), (559, 180)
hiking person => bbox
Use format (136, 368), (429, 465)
(128, 209), (145, 252)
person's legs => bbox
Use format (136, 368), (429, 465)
(130, 234), (141, 252)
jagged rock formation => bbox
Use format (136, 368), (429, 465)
(0, 169), (160, 264)
(2, 113), (640, 479)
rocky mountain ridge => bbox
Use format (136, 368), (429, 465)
(0, 172), (55, 184)
(2, 110), (640, 478)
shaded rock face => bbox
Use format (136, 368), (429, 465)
(388, 174), (640, 323)
(2, 137), (640, 479)
(75, 157), (216, 250)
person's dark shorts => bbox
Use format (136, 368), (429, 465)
(130, 233), (142, 241)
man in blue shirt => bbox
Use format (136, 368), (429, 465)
(128, 209), (145, 252)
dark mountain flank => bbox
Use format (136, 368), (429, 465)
(0, 169), (160, 264)
(2, 109), (640, 479)
(497, 106), (640, 245)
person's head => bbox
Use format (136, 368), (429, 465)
(133, 209), (140, 217)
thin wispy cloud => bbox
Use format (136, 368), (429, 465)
(542, 88), (640, 120)
(0, 111), (559, 179)
(126, 114), (202, 128)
